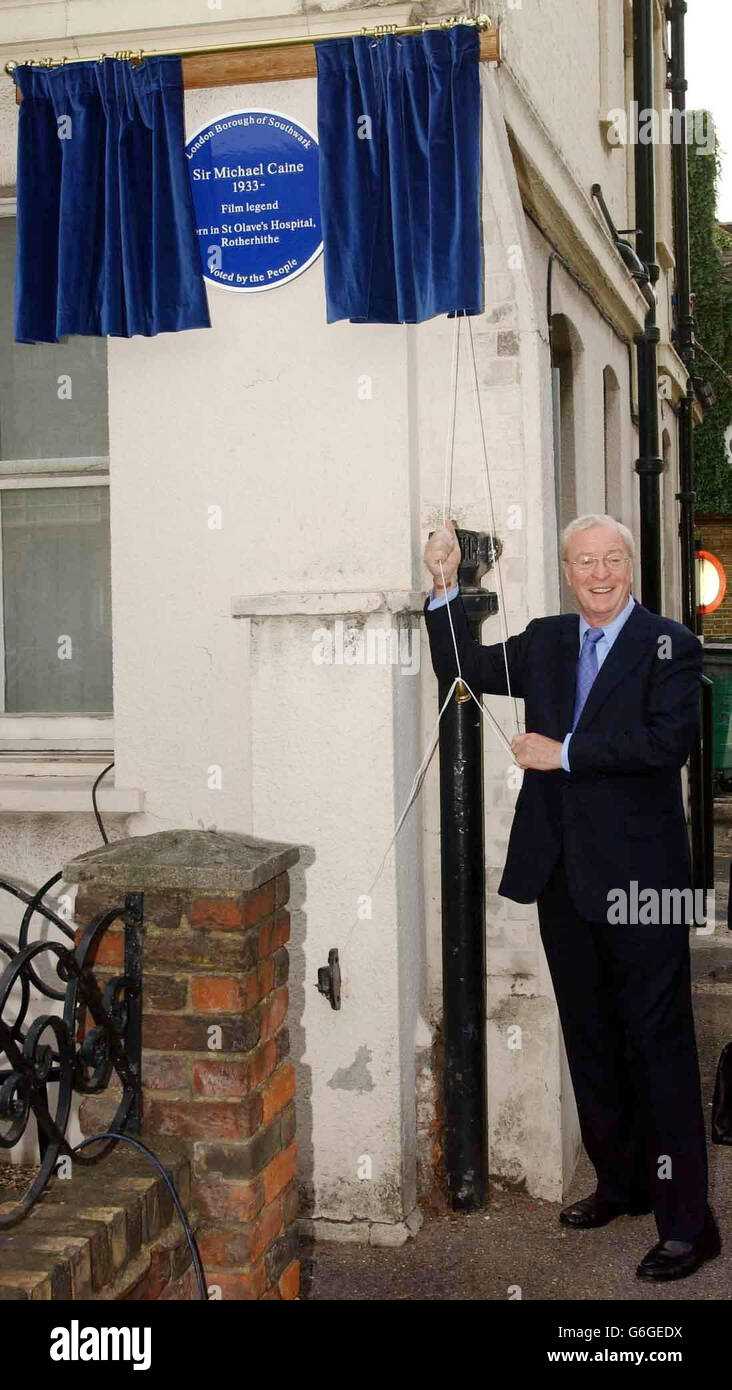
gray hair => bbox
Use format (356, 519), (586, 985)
(560, 513), (635, 561)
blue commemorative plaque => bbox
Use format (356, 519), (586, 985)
(185, 108), (322, 293)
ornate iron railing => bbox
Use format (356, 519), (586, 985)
(0, 871), (142, 1227)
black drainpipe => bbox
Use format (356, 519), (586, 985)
(595, 6), (709, 889)
(666, 0), (697, 634)
(633, 0), (663, 614)
(435, 528), (499, 1211)
(666, 0), (712, 896)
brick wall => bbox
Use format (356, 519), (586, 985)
(0, 1139), (196, 1300)
(65, 828), (302, 1302)
(74, 868), (298, 1301)
(696, 515), (732, 642)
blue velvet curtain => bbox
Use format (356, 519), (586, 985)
(13, 57), (210, 343)
(314, 27), (482, 325)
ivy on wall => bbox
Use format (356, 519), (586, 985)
(688, 111), (732, 512)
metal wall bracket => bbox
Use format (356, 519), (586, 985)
(317, 948), (341, 1010)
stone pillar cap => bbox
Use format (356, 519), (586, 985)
(62, 829), (300, 894)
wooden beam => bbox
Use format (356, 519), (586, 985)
(14, 27), (500, 100)
(183, 44), (316, 88)
(183, 26), (499, 87)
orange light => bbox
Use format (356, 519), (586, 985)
(696, 549), (727, 615)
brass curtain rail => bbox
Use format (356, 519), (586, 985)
(4, 12), (496, 76)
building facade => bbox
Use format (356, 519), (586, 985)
(0, 0), (695, 1239)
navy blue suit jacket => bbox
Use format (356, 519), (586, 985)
(423, 591), (703, 921)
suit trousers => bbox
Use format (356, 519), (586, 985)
(536, 852), (709, 1242)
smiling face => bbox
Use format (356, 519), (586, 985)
(562, 523), (633, 627)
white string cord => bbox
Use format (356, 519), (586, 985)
(340, 309), (520, 966)
(442, 312), (461, 526)
(340, 674), (460, 957)
(437, 313), (464, 681)
(339, 670), (512, 962)
(466, 312), (521, 735)
(465, 681), (514, 757)
(437, 554), (462, 681)
(436, 310), (519, 740)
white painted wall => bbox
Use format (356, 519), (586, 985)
(494, 0), (631, 228)
(0, 1), (685, 1229)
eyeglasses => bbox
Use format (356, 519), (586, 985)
(567, 553), (631, 572)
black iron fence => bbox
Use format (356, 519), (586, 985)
(0, 871), (142, 1227)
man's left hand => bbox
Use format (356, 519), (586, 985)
(511, 733), (563, 770)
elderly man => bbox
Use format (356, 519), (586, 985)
(423, 513), (719, 1281)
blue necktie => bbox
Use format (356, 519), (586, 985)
(572, 627), (604, 730)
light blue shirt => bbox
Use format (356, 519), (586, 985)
(561, 593), (636, 769)
(426, 583), (460, 610)
(426, 585), (636, 772)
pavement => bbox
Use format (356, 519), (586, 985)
(302, 842), (732, 1302)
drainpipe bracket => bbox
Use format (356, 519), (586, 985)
(667, 74), (687, 96)
(634, 456), (664, 477)
(634, 325), (661, 345)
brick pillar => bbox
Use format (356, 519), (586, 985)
(64, 828), (301, 1301)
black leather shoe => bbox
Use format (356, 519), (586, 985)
(636, 1215), (721, 1282)
(559, 1191), (653, 1229)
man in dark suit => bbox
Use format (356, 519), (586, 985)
(423, 513), (720, 1281)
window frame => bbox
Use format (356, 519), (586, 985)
(0, 197), (113, 757)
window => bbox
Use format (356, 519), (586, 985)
(551, 313), (584, 604)
(551, 315), (580, 532)
(0, 208), (112, 756)
(660, 426), (681, 619)
(598, 0), (625, 126)
(603, 365), (622, 518)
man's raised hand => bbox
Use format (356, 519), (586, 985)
(424, 518), (461, 588)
